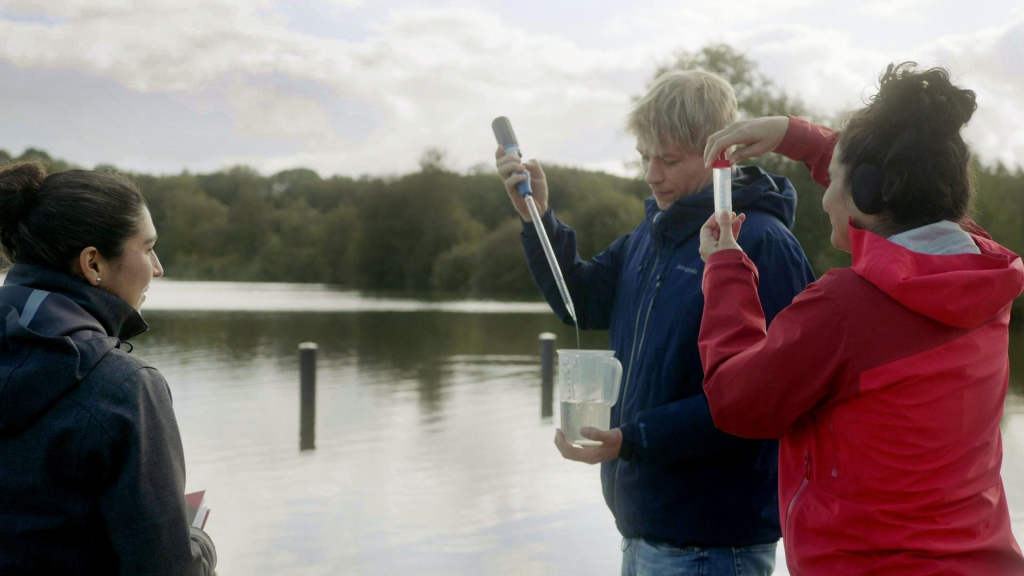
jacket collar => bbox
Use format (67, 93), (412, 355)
(849, 219), (1024, 329)
(642, 165), (798, 248)
(3, 264), (149, 341)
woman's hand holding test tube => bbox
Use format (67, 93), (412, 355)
(703, 116), (789, 168)
(699, 211), (746, 262)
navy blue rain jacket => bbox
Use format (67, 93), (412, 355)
(0, 264), (216, 575)
(523, 165), (816, 547)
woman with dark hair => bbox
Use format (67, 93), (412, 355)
(0, 162), (217, 574)
(697, 63), (1024, 574)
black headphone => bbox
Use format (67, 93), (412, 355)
(851, 163), (885, 215)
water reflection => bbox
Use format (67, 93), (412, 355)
(140, 311), (609, 414)
(131, 290), (1022, 575)
(134, 307), (619, 575)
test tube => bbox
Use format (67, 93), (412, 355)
(712, 152), (732, 214)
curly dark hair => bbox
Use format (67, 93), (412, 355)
(838, 62), (977, 232)
(0, 161), (147, 273)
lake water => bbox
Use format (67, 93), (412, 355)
(134, 278), (1024, 575)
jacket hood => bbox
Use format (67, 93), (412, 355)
(644, 165), (798, 246)
(850, 222), (1024, 328)
(0, 264), (149, 433)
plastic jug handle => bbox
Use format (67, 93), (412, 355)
(606, 356), (623, 408)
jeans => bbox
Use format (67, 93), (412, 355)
(621, 538), (777, 576)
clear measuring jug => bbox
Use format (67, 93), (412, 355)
(558, 350), (623, 447)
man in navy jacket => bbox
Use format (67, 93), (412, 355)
(496, 70), (815, 575)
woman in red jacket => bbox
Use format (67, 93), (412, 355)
(697, 62), (1024, 575)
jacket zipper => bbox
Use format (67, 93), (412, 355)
(628, 275), (663, 392)
(612, 213), (662, 520)
(785, 451), (811, 573)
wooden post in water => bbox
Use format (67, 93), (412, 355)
(540, 333), (556, 418)
(299, 342), (317, 451)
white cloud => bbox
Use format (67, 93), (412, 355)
(706, 18), (1024, 170)
(735, 24), (886, 115)
(0, 1), (1021, 177)
(225, 81), (334, 142)
(857, 0), (933, 19)
(915, 20), (1024, 169)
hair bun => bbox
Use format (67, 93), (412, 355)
(0, 161), (47, 234)
(941, 81), (977, 127)
(877, 62), (977, 136)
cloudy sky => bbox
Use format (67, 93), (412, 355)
(1, 0), (1022, 178)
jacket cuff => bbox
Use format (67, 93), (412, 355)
(521, 207), (557, 237)
(705, 248), (754, 268)
(774, 116), (812, 160)
(618, 423), (645, 462)
(190, 526), (218, 569)
(703, 250), (758, 292)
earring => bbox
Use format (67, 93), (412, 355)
(95, 277), (101, 285)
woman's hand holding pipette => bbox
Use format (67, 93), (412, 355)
(699, 211), (746, 262)
(703, 116), (789, 168)
(495, 146), (548, 221)
(554, 428), (622, 465)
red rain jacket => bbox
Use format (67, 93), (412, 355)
(699, 117), (1024, 575)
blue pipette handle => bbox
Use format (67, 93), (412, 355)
(492, 116), (532, 198)
(500, 144), (532, 198)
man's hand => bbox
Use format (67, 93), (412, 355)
(554, 427), (622, 465)
(495, 146), (548, 221)
(699, 211), (746, 262)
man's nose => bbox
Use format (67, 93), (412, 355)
(646, 163), (662, 185)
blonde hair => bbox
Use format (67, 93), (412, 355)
(627, 70), (738, 155)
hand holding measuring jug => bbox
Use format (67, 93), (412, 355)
(554, 349), (623, 464)
(555, 427), (622, 465)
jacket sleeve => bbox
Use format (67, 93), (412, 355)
(775, 116), (839, 188)
(521, 208), (627, 330)
(699, 250), (847, 439)
(93, 366), (217, 575)
(618, 231), (815, 464)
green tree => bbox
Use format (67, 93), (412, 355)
(560, 185), (645, 260)
(355, 166), (484, 291)
(431, 241), (479, 294)
(320, 204), (359, 286)
(149, 181), (230, 277)
(468, 219), (538, 296)
(261, 200), (326, 282)
(224, 190), (272, 267)
(652, 43), (813, 121)
(16, 148), (75, 172)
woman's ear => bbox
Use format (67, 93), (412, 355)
(77, 247), (103, 285)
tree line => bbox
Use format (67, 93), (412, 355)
(1, 45), (1021, 315)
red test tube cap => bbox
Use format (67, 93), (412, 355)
(711, 151), (731, 169)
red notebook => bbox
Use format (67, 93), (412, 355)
(185, 491), (210, 530)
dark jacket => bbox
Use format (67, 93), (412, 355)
(0, 264), (216, 575)
(522, 165), (816, 547)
